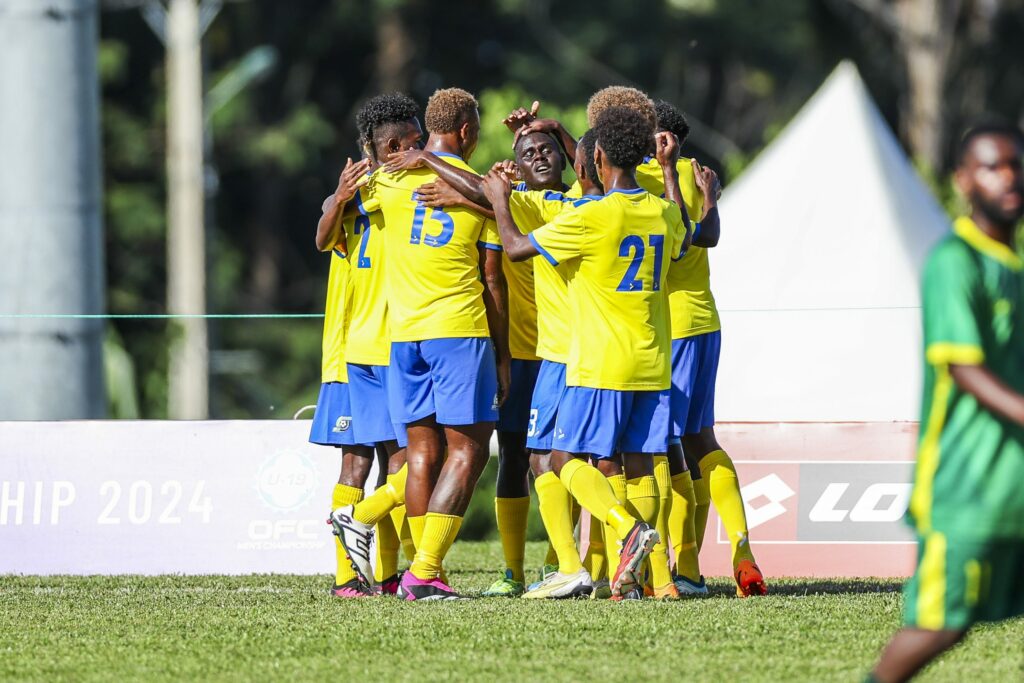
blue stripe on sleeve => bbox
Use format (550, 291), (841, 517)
(478, 241), (503, 252)
(528, 233), (559, 266)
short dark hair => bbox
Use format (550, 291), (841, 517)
(356, 92), (420, 149)
(957, 118), (1024, 167)
(578, 129), (603, 192)
(653, 100), (690, 145)
(594, 106), (654, 169)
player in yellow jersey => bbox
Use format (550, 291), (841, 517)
(310, 151), (375, 598)
(483, 106), (691, 599)
(320, 94), (424, 597)
(338, 88), (510, 601)
(388, 126), (607, 598)
(644, 99), (766, 598)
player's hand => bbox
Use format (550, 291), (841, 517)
(502, 101), (540, 133)
(489, 159), (520, 182)
(495, 356), (511, 408)
(514, 117), (561, 145)
(383, 149), (426, 174)
(692, 159), (722, 201)
(413, 179), (465, 209)
(655, 131), (680, 168)
(334, 157), (372, 204)
(481, 169), (512, 207)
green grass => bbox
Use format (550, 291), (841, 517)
(2, 542), (1022, 682)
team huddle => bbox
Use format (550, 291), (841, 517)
(309, 84), (764, 601)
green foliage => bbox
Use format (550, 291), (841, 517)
(3, 566), (1023, 681)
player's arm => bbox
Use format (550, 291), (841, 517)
(949, 365), (1024, 425)
(691, 159), (721, 248)
(315, 157), (371, 252)
(516, 117), (578, 167)
(481, 170), (539, 262)
(414, 179), (496, 219)
(383, 149), (487, 206)
(502, 101), (540, 134)
(479, 243), (511, 407)
(655, 132), (692, 254)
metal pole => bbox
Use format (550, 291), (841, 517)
(165, 0), (209, 419)
(0, 0), (106, 419)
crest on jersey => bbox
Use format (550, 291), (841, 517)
(333, 415), (352, 433)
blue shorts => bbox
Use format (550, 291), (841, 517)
(347, 363), (408, 448)
(526, 360), (566, 451)
(388, 337), (499, 426)
(552, 386), (670, 458)
(670, 331), (721, 439)
(497, 359), (542, 433)
(309, 382), (370, 447)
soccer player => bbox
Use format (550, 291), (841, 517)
(866, 122), (1024, 683)
(393, 127), (607, 598)
(320, 93), (424, 597)
(335, 87), (510, 601)
(482, 106), (691, 599)
(311, 152), (375, 598)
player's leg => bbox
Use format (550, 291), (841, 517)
(486, 359), (540, 596)
(549, 387), (659, 598)
(667, 442), (705, 594)
(399, 337), (498, 600)
(596, 456), (626, 598)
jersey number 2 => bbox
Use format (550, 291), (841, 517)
(616, 234), (665, 292)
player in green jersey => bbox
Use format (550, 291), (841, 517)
(867, 122), (1024, 683)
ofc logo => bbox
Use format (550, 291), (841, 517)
(253, 451), (319, 513)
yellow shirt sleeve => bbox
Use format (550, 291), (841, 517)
(480, 217), (502, 250)
(529, 206), (587, 266)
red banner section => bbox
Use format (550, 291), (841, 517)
(697, 422), (919, 578)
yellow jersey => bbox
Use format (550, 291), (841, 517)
(504, 254), (539, 361)
(530, 188), (687, 390)
(321, 245), (351, 384)
(361, 152), (502, 342)
(343, 188), (391, 366)
(509, 186), (576, 363)
(635, 156), (720, 339)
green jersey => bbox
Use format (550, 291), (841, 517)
(908, 216), (1024, 539)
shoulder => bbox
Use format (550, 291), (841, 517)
(926, 234), (978, 274)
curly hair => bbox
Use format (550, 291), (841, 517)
(577, 129), (603, 192)
(594, 107), (655, 169)
(957, 118), (1024, 167)
(355, 92), (420, 149)
(586, 86), (656, 129)
(653, 99), (690, 145)
(424, 87), (478, 134)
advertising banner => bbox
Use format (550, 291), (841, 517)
(0, 421), (919, 577)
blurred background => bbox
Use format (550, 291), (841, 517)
(1, 0), (1023, 423)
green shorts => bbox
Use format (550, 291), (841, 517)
(903, 531), (1024, 630)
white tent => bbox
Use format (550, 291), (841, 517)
(712, 62), (951, 422)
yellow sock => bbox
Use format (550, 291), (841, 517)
(535, 472), (582, 574)
(332, 484), (363, 585)
(570, 497), (581, 529)
(583, 513), (607, 580)
(407, 514), (426, 552)
(544, 542), (558, 568)
(701, 449), (755, 566)
(391, 504), (416, 563)
(559, 459), (635, 539)
(353, 465), (406, 525)
(374, 511), (400, 582)
(626, 475), (668, 588)
(495, 496), (531, 581)
(692, 475), (711, 551)
(603, 474), (627, 575)
(670, 471), (701, 581)
(655, 458), (675, 588)
(409, 512), (462, 580)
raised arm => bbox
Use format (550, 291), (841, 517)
(384, 149), (487, 206)
(654, 132), (692, 254)
(415, 178), (496, 219)
(316, 157), (372, 252)
(480, 245), (511, 407)
(481, 170), (539, 262)
(691, 159), (721, 248)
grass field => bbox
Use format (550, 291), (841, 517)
(2, 542), (1022, 683)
